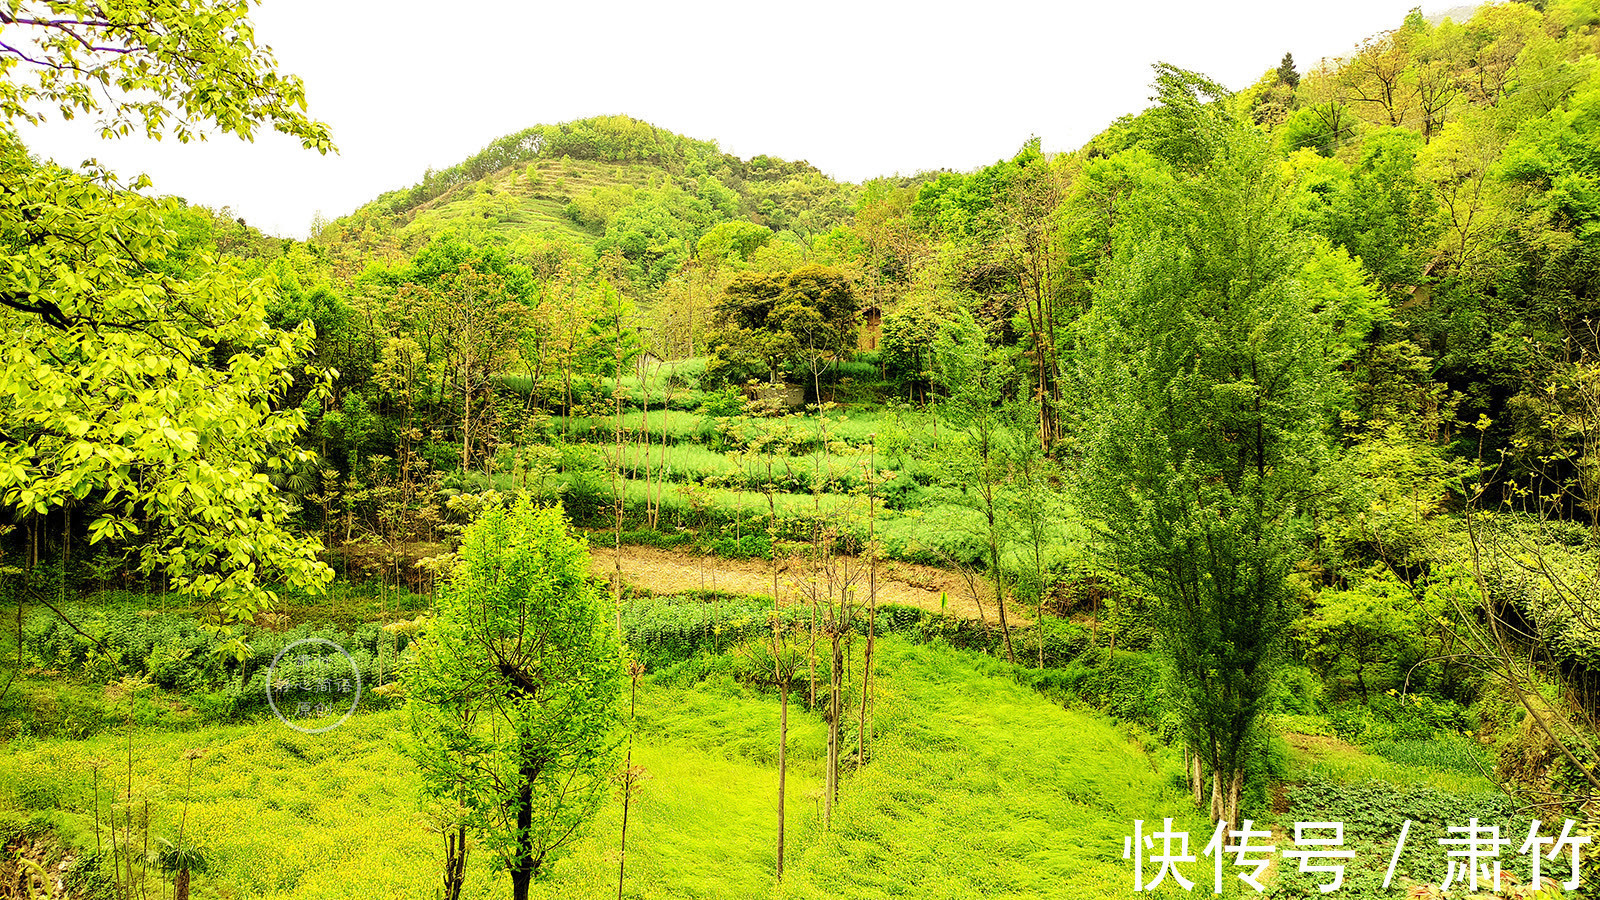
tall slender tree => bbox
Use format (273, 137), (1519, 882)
(1074, 66), (1339, 829)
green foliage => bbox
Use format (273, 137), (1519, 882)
(1276, 779), (1536, 899)
(0, 139), (336, 625)
(1075, 67), (1341, 818)
(403, 499), (625, 891)
(622, 594), (783, 668)
(879, 286), (965, 386)
(6, 598), (417, 735)
(1027, 649), (1168, 728)
(17, 6), (1597, 890)
(1141, 64), (1234, 173)
(1279, 105), (1356, 157)
(1289, 128), (1441, 298)
(1275, 52), (1301, 89)
(1295, 571), (1429, 700)
(0, 0), (332, 149)
(1326, 691), (1475, 743)
(1271, 664), (1327, 717)
(0, 0), (337, 629)
(154, 836), (210, 876)
(1364, 735), (1492, 775)
(1298, 240), (1391, 364)
(696, 220), (773, 264)
(706, 265), (860, 386)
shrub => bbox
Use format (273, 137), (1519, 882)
(622, 595), (789, 669)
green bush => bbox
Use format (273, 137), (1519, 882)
(615, 528), (695, 551)
(1364, 736), (1492, 775)
(1103, 596), (1156, 652)
(15, 603), (411, 727)
(1023, 649), (1166, 729)
(1327, 692), (1472, 743)
(702, 532), (772, 560)
(622, 595), (790, 669)
(650, 651), (740, 687)
(1273, 664), (1326, 716)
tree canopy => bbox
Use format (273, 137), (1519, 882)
(0, 0), (336, 633)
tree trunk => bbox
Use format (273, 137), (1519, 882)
(174, 868), (190, 900)
(618, 679), (638, 900)
(511, 746), (543, 900)
(461, 365), (471, 473)
(860, 577), (875, 769)
(776, 671), (789, 880)
(444, 824), (467, 900)
(1037, 594), (1045, 669)
(1226, 767), (1244, 832)
(825, 628), (844, 826)
(808, 599), (818, 711)
(1189, 750), (1204, 808)
(1209, 766), (1223, 825)
(989, 541), (1015, 664)
(861, 449), (877, 766)
(981, 480), (1015, 664)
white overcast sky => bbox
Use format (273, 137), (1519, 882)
(17, 0), (1473, 238)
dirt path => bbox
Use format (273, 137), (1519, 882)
(588, 544), (1029, 625)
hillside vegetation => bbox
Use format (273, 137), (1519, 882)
(10, 0), (1600, 897)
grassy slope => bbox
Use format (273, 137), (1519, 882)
(0, 637), (1199, 899)
(780, 641), (1202, 900)
(404, 155), (645, 247)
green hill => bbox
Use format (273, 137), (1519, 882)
(317, 115), (859, 285)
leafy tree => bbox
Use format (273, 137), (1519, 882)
(396, 234), (535, 473)
(999, 408), (1064, 668)
(1329, 128), (1440, 296)
(780, 265), (860, 402)
(1074, 67), (1339, 828)
(1279, 106), (1355, 157)
(994, 141), (1070, 449)
(1409, 20), (1468, 142)
(706, 265), (858, 390)
(1340, 27), (1417, 129)
(934, 312), (1022, 664)
(880, 282), (963, 402)
(1295, 571), (1424, 699)
(1142, 64), (1234, 173)
(708, 271), (791, 384)
(1287, 57), (1362, 155)
(403, 498), (625, 900)
(1416, 109), (1512, 279)
(0, 0), (335, 631)
(696, 220), (773, 266)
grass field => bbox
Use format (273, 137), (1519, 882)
(0, 635), (1215, 899)
(778, 641), (1204, 900)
